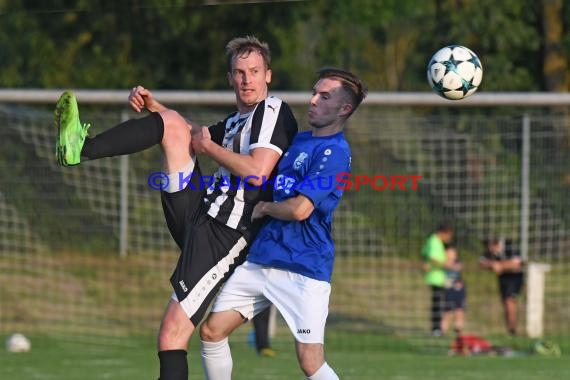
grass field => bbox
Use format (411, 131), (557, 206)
(1, 333), (568, 380)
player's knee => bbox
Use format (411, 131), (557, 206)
(159, 110), (190, 145)
(199, 320), (224, 342)
(157, 311), (193, 350)
(157, 323), (187, 350)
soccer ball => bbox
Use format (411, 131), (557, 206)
(5, 333), (31, 353)
(427, 45), (483, 100)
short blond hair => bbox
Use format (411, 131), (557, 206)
(225, 36), (271, 71)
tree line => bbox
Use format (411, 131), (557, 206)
(0, 0), (568, 92)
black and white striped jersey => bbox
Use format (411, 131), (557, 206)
(204, 96), (298, 234)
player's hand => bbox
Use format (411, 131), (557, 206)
(491, 261), (503, 274)
(252, 202), (267, 221)
(191, 126), (212, 155)
(129, 85), (160, 113)
(479, 258), (491, 269)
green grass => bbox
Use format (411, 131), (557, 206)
(1, 333), (569, 380)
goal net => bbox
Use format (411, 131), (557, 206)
(0, 94), (568, 351)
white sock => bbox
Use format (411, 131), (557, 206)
(307, 362), (339, 380)
(201, 338), (233, 380)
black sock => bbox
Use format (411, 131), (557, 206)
(82, 112), (164, 160)
(158, 349), (188, 380)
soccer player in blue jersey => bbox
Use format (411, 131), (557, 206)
(199, 68), (368, 380)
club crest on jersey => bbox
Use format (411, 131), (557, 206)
(293, 152), (308, 170)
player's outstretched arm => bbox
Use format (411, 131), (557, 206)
(192, 126), (280, 187)
(479, 257), (493, 270)
(500, 257), (522, 272)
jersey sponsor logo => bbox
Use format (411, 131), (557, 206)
(267, 104), (277, 113)
(179, 280), (188, 293)
(275, 174), (296, 194)
(297, 328), (311, 334)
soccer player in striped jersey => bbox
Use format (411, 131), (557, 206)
(54, 36), (297, 380)
(199, 68), (367, 380)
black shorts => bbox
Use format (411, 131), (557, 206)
(498, 274), (523, 300)
(444, 284), (466, 311)
(161, 161), (250, 326)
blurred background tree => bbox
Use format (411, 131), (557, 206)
(0, 0), (567, 92)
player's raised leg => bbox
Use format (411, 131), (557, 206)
(54, 91), (90, 166)
(154, 108), (195, 175)
(53, 90), (194, 172)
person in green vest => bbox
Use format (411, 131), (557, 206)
(421, 220), (454, 336)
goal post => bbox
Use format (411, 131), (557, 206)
(525, 262), (551, 338)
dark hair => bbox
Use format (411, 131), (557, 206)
(317, 67), (368, 116)
(436, 220), (454, 233)
(483, 235), (503, 246)
(226, 36), (271, 71)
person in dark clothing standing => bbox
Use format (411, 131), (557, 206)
(480, 236), (524, 336)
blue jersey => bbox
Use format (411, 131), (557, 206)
(247, 131), (351, 282)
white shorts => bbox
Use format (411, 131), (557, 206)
(211, 261), (331, 344)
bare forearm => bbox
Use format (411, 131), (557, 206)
(203, 143), (277, 186)
(479, 259), (493, 269)
(255, 197), (314, 222)
(209, 144), (256, 176)
(146, 100), (168, 113)
(501, 259), (522, 271)
(446, 261), (463, 270)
